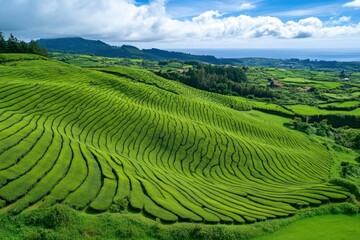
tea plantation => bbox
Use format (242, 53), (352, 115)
(0, 54), (352, 226)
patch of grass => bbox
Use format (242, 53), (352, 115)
(285, 104), (360, 116)
(253, 214), (360, 240)
(279, 78), (343, 89)
(0, 53), (47, 63)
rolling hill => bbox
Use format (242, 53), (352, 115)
(37, 37), (220, 63)
(37, 37), (360, 71)
(0, 54), (350, 224)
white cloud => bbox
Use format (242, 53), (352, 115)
(339, 16), (352, 22)
(328, 16), (351, 26)
(273, 4), (339, 18)
(238, 3), (255, 11)
(344, 0), (360, 7)
(0, 0), (360, 44)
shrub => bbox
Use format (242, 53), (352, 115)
(116, 227), (134, 238)
(191, 225), (209, 240)
(340, 162), (360, 180)
(109, 197), (129, 213)
(328, 202), (359, 215)
(24, 228), (65, 240)
(0, 199), (6, 208)
(329, 178), (360, 200)
(22, 205), (73, 229)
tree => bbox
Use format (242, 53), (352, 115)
(339, 70), (346, 78)
(353, 135), (360, 149)
(19, 40), (29, 53)
(0, 33), (48, 56)
(29, 40), (48, 56)
(0, 32), (6, 52)
(7, 33), (20, 52)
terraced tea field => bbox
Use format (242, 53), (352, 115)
(0, 54), (350, 224)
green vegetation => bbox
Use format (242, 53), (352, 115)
(254, 214), (360, 240)
(323, 92), (360, 100)
(51, 52), (161, 69)
(0, 32), (48, 56)
(0, 53), (47, 63)
(38, 37), (220, 63)
(285, 118), (360, 149)
(38, 37), (360, 71)
(50, 52), (360, 114)
(157, 63), (277, 98)
(279, 77), (343, 89)
(285, 104), (360, 116)
(53, 52), (360, 126)
(0, 54), (353, 225)
(0, 52), (359, 240)
(319, 101), (360, 110)
(0, 203), (358, 240)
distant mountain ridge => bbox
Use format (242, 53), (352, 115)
(37, 37), (220, 63)
(37, 37), (360, 70)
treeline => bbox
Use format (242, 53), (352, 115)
(0, 32), (48, 56)
(157, 62), (277, 98)
(285, 118), (360, 149)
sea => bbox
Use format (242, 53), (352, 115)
(169, 49), (360, 62)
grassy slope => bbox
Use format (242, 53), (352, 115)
(52, 53), (360, 118)
(319, 101), (360, 108)
(254, 214), (360, 240)
(285, 104), (360, 116)
(0, 54), (351, 224)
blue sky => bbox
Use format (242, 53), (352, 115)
(1, 0), (360, 49)
(137, 0), (360, 21)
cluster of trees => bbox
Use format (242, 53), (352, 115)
(285, 118), (360, 149)
(158, 63), (277, 98)
(340, 161), (360, 182)
(0, 32), (48, 56)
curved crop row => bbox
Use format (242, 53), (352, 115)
(0, 57), (350, 223)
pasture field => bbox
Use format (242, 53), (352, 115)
(319, 101), (360, 109)
(322, 92), (360, 100)
(0, 54), (352, 224)
(285, 104), (360, 116)
(278, 78), (343, 89)
(254, 214), (360, 240)
(246, 67), (344, 84)
(0, 53), (47, 62)
(250, 101), (293, 116)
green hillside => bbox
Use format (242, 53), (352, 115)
(0, 54), (350, 224)
(37, 37), (220, 63)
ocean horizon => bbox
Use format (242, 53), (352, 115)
(167, 48), (360, 62)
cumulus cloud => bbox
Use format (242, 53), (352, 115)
(0, 0), (360, 43)
(339, 16), (352, 22)
(344, 0), (360, 7)
(238, 3), (255, 11)
(328, 16), (351, 26)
